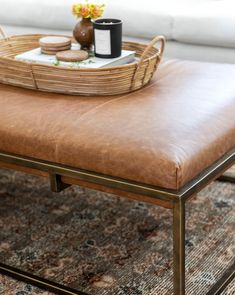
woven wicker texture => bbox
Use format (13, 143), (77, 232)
(0, 29), (165, 96)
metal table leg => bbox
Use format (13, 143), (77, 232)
(173, 199), (186, 295)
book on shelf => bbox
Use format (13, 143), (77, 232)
(15, 44), (136, 69)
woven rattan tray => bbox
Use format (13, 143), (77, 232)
(0, 28), (165, 96)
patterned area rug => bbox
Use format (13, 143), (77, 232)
(0, 167), (234, 295)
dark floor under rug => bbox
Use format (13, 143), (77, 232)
(0, 167), (234, 295)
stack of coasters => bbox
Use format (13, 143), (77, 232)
(39, 36), (72, 55)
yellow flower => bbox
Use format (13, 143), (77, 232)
(79, 4), (91, 18)
(89, 4), (105, 19)
(72, 4), (79, 16)
(72, 2), (105, 19)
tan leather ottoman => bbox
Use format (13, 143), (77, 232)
(0, 60), (234, 295)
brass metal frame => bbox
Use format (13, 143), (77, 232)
(0, 149), (234, 295)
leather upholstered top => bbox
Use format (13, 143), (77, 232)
(0, 60), (235, 190)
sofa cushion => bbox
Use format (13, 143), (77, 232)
(0, 0), (76, 30)
(1, 0), (235, 48)
(172, 0), (235, 48)
(104, 0), (173, 39)
(0, 0), (173, 38)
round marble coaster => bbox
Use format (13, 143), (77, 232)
(56, 50), (89, 62)
(39, 36), (71, 48)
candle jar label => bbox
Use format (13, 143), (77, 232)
(94, 29), (111, 55)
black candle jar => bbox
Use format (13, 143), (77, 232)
(93, 19), (122, 58)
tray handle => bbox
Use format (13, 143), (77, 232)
(132, 35), (166, 87)
(0, 27), (7, 39)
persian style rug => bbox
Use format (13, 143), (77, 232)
(0, 167), (234, 295)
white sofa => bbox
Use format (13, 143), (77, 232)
(0, 0), (235, 63)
